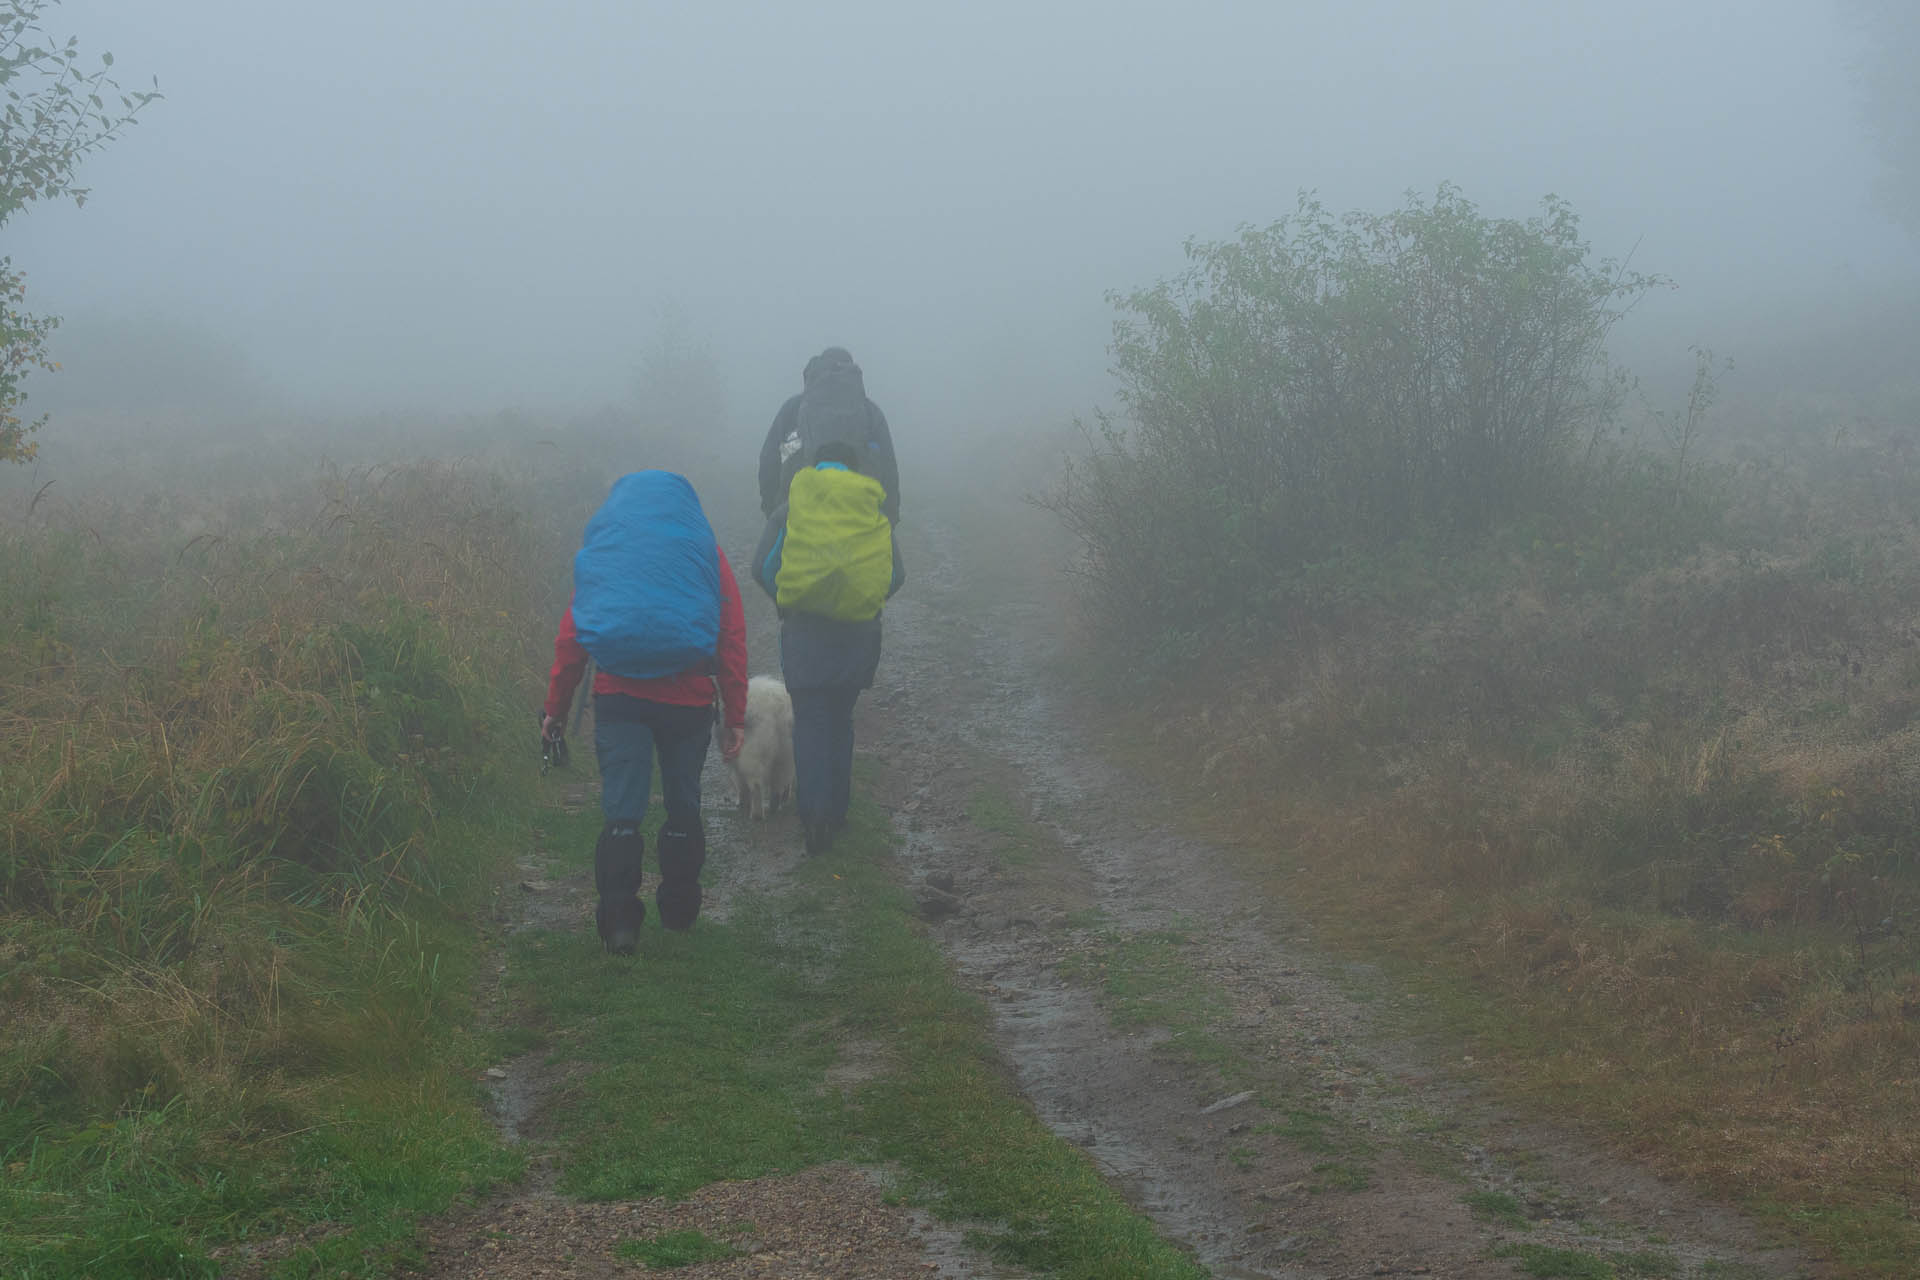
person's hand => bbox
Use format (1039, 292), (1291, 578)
(721, 726), (745, 761)
(540, 713), (564, 743)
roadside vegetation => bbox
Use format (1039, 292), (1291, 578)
(2, 0), (159, 464)
(509, 793), (1207, 1279)
(0, 427), (579, 1276)
(1046, 187), (1920, 1274)
(1, 417), (1208, 1277)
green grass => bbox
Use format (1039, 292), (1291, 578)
(510, 800), (1208, 1279)
(966, 776), (1042, 866)
(1062, 926), (1394, 1195)
(1491, 1243), (1679, 1278)
(1059, 925), (1238, 1075)
(1465, 1190), (1533, 1229)
(615, 1227), (741, 1267)
(1307, 1161), (1372, 1193)
(1255, 1109), (1343, 1155)
(0, 809), (533, 1280)
(0, 430), (776, 1279)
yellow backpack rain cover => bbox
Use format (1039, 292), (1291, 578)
(775, 466), (893, 622)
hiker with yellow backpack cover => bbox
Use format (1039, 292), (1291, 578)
(753, 441), (904, 856)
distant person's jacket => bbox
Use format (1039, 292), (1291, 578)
(543, 547), (749, 731)
(757, 353), (902, 522)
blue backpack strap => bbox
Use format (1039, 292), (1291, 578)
(751, 502), (788, 600)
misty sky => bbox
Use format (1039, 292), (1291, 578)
(10, 0), (1916, 434)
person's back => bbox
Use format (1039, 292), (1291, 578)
(759, 347), (901, 523)
(751, 443), (901, 856)
(542, 471), (748, 951)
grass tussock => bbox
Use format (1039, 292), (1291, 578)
(0, 443), (580, 1278)
(1079, 427), (1920, 1273)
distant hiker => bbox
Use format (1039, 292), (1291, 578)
(752, 442), (904, 856)
(542, 470), (747, 953)
(758, 346), (901, 523)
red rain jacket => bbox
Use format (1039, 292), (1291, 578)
(543, 546), (748, 732)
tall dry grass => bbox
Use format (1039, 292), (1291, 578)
(0, 428), (613, 1275)
(0, 401), (803, 1274)
(1092, 423), (1920, 1270)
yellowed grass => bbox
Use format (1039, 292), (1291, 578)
(0, 453), (578, 1137)
(1088, 506), (1920, 1272)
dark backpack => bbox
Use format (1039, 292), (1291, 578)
(782, 359), (873, 494)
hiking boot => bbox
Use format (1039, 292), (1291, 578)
(655, 818), (706, 932)
(596, 896), (644, 955)
(594, 823), (645, 954)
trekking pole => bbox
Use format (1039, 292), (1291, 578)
(540, 658), (592, 777)
(539, 707), (571, 775)
(540, 729), (569, 775)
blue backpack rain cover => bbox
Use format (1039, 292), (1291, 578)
(572, 471), (721, 680)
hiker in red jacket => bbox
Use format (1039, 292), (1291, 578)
(541, 472), (748, 951)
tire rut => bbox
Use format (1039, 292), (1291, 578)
(864, 501), (1814, 1279)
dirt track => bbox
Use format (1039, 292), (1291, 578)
(416, 495), (1816, 1279)
(851, 501), (1815, 1278)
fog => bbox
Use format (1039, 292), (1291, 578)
(10, 0), (1918, 440)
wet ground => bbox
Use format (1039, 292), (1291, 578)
(847, 506), (1815, 1279)
(425, 498), (1815, 1279)
(418, 774), (1026, 1280)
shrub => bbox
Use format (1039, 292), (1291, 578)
(1044, 185), (1663, 627)
(2, 0), (159, 463)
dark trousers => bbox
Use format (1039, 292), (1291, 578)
(789, 685), (861, 824)
(592, 694), (712, 826)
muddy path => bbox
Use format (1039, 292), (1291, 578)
(861, 497), (1817, 1279)
(413, 780), (1024, 1279)
(414, 493), (1816, 1280)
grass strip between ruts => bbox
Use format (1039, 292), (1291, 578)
(509, 794), (1207, 1279)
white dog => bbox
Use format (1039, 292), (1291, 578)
(730, 675), (795, 820)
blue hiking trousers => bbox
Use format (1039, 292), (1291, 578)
(789, 685), (861, 825)
(593, 694), (713, 824)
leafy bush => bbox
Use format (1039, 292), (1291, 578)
(2, 0), (159, 462)
(1044, 185), (1662, 626)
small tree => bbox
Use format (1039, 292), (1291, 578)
(1044, 186), (1661, 625)
(1, 0), (157, 462)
